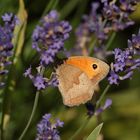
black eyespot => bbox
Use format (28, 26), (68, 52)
(92, 64), (98, 70)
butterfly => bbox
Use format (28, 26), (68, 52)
(56, 56), (109, 107)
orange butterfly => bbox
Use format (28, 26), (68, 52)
(56, 56), (109, 107)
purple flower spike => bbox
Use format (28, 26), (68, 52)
(0, 13), (18, 87)
(114, 62), (125, 72)
(24, 66), (59, 90)
(2, 13), (19, 26)
(55, 119), (64, 127)
(25, 10), (72, 90)
(36, 113), (64, 140)
(108, 29), (140, 85)
(120, 71), (133, 80)
(42, 113), (51, 121)
(32, 10), (72, 66)
(2, 13), (13, 22)
(24, 66), (33, 79)
(48, 76), (59, 87)
(75, 1), (138, 56)
(108, 71), (119, 85)
(33, 75), (46, 90)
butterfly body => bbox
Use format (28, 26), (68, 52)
(56, 56), (109, 107)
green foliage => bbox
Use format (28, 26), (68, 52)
(86, 123), (103, 140)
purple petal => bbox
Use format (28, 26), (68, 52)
(103, 99), (112, 109)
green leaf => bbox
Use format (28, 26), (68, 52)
(86, 123), (103, 140)
(13, 0), (27, 65)
(60, 0), (81, 19)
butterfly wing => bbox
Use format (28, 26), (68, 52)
(56, 64), (96, 106)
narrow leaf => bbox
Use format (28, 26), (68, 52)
(86, 123), (103, 140)
(13, 0), (27, 64)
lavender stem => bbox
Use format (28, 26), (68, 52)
(18, 67), (45, 140)
(69, 117), (90, 140)
(89, 38), (97, 55)
(106, 32), (117, 50)
(18, 91), (40, 140)
(96, 85), (111, 109)
(42, 0), (56, 16)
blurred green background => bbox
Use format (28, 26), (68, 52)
(0, 0), (140, 140)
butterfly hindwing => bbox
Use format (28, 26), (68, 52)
(56, 64), (96, 106)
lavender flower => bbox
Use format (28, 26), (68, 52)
(24, 66), (58, 90)
(75, 2), (107, 51)
(108, 71), (119, 85)
(25, 10), (72, 90)
(0, 13), (18, 88)
(108, 30), (140, 85)
(32, 10), (72, 66)
(36, 113), (64, 140)
(24, 66), (33, 79)
(75, 1), (138, 54)
(33, 75), (46, 90)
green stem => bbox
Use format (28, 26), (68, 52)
(42, 0), (56, 16)
(96, 85), (111, 109)
(69, 117), (90, 140)
(71, 0), (89, 28)
(18, 66), (45, 140)
(51, 0), (59, 10)
(60, 0), (80, 19)
(89, 39), (97, 55)
(89, 19), (107, 56)
(106, 32), (116, 50)
(18, 91), (40, 140)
